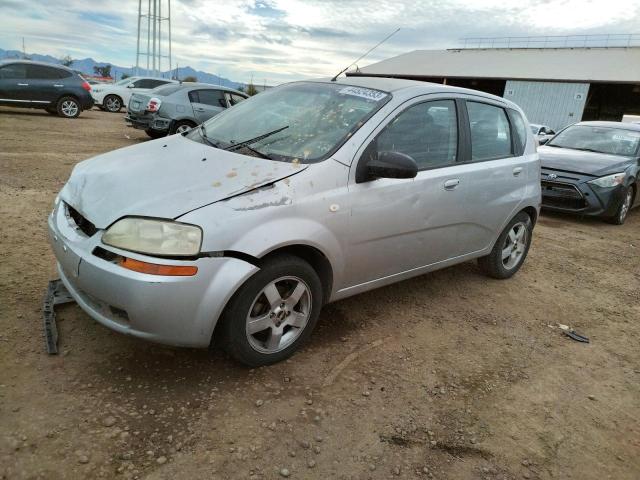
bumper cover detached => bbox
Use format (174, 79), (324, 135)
(125, 114), (171, 132)
(47, 201), (258, 348)
(540, 169), (626, 217)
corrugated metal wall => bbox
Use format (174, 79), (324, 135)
(503, 80), (589, 131)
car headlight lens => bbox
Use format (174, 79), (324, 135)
(102, 217), (202, 257)
(588, 172), (626, 188)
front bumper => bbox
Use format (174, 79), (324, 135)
(540, 169), (626, 217)
(47, 201), (258, 347)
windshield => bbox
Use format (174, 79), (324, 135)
(547, 125), (640, 156)
(153, 84), (183, 96)
(192, 82), (391, 163)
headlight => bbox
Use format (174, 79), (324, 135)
(102, 217), (202, 257)
(588, 172), (626, 188)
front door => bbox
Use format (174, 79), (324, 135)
(25, 64), (65, 104)
(344, 98), (466, 288)
(0, 63), (29, 103)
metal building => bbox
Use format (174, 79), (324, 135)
(346, 35), (640, 131)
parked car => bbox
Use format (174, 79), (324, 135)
(0, 60), (93, 118)
(530, 124), (556, 144)
(539, 121), (639, 224)
(48, 78), (540, 366)
(91, 76), (177, 112)
(125, 82), (248, 138)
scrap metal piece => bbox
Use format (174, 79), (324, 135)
(564, 330), (590, 343)
(42, 279), (75, 354)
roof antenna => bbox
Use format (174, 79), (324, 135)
(331, 28), (400, 82)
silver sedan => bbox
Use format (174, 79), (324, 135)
(49, 77), (540, 366)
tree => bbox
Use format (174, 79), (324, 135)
(246, 82), (258, 96)
(182, 75), (197, 82)
(121, 73), (131, 80)
(93, 64), (112, 78)
(60, 55), (73, 67)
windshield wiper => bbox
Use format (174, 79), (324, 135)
(198, 125), (220, 148)
(226, 125), (289, 152)
(234, 144), (273, 160)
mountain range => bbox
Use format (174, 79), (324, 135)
(0, 48), (244, 89)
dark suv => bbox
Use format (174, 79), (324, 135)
(0, 60), (94, 118)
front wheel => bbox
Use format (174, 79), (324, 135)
(56, 96), (80, 118)
(478, 212), (533, 279)
(606, 186), (634, 225)
(217, 255), (323, 367)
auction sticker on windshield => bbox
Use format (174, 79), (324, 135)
(339, 86), (388, 101)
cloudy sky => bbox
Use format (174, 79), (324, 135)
(1, 0), (639, 84)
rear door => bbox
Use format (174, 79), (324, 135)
(25, 64), (66, 104)
(189, 89), (226, 123)
(450, 99), (529, 255)
(0, 63), (29, 103)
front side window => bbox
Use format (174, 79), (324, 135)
(547, 125), (640, 156)
(468, 102), (512, 161)
(193, 82), (391, 163)
(375, 100), (458, 170)
(0, 63), (27, 79)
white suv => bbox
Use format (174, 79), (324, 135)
(91, 76), (177, 112)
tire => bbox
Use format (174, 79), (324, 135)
(145, 128), (166, 139)
(103, 94), (122, 113)
(478, 211), (533, 279)
(605, 186), (634, 225)
(217, 255), (323, 367)
(56, 96), (80, 118)
(170, 120), (196, 135)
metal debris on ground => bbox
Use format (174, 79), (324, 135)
(42, 279), (75, 354)
(557, 323), (590, 343)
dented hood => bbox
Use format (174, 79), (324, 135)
(60, 134), (307, 228)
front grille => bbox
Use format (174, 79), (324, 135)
(67, 204), (97, 237)
(541, 181), (587, 210)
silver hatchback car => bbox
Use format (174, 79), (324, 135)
(48, 77), (540, 366)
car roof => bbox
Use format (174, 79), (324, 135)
(0, 59), (75, 73)
(308, 75), (510, 104)
(174, 82), (245, 95)
(574, 121), (640, 131)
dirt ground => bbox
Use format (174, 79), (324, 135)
(0, 106), (638, 480)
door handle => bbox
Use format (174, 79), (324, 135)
(17, 83), (29, 86)
(513, 167), (524, 176)
(443, 178), (460, 190)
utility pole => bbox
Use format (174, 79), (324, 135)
(22, 37), (26, 59)
(136, 0), (173, 78)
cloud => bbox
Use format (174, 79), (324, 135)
(1, 0), (638, 84)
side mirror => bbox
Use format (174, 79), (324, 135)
(366, 151), (418, 180)
(126, 84), (134, 88)
(538, 137), (550, 145)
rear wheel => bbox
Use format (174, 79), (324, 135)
(56, 96), (80, 118)
(145, 128), (165, 139)
(478, 212), (533, 279)
(217, 255), (323, 367)
(171, 120), (196, 135)
(103, 94), (122, 113)
(606, 186), (634, 225)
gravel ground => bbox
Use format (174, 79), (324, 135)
(0, 106), (639, 480)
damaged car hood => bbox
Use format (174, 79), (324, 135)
(538, 145), (634, 176)
(60, 134), (307, 228)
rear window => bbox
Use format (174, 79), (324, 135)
(152, 84), (183, 96)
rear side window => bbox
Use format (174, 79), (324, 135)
(26, 65), (65, 79)
(467, 102), (512, 161)
(0, 63), (27, 79)
(376, 99), (458, 170)
(189, 89), (226, 108)
(507, 109), (527, 155)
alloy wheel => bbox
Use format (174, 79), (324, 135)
(176, 124), (192, 134)
(105, 97), (121, 112)
(61, 100), (79, 117)
(245, 276), (312, 354)
(501, 222), (528, 270)
(619, 189), (633, 223)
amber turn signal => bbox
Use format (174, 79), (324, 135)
(119, 257), (198, 276)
